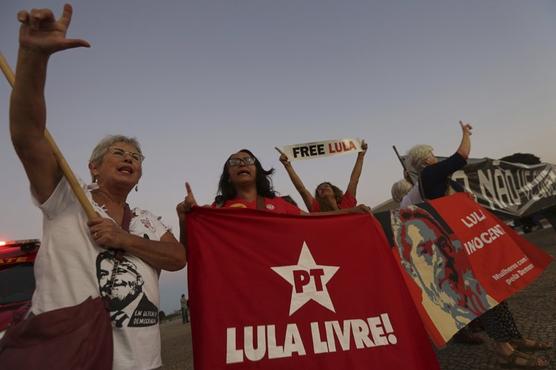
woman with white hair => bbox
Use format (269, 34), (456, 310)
(406, 122), (470, 201)
(7, 5), (186, 369)
(404, 122), (550, 368)
(390, 179), (412, 203)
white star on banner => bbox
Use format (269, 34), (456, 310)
(271, 242), (339, 316)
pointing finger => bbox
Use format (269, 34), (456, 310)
(274, 147), (286, 156)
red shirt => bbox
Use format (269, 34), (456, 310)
(310, 191), (357, 212)
(211, 196), (302, 215)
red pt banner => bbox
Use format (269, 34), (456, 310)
(187, 207), (439, 370)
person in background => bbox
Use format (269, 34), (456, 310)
(180, 294), (189, 324)
(391, 179), (412, 204)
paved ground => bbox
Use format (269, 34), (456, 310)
(160, 317), (193, 370)
(160, 228), (556, 370)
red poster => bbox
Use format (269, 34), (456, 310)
(383, 193), (552, 347)
(187, 207), (439, 370)
(432, 193), (551, 301)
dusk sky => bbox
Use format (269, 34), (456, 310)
(1, 0), (555, 313)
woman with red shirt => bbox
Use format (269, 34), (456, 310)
(212, 149), (302, 215)
(277, 141), (367, 212)
(177, 149), (370, 246)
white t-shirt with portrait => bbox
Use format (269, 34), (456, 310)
(32, 178), (170, 370)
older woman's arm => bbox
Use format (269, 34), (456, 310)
(345, 140), (368, 198)
(120, 232), (186, 271)
(88, 218), (187, 271)
(456, 121), (473, 159)
(423, 121), (473, 180)
(420, 121), (473, 199)
(10, 5), (89, 203)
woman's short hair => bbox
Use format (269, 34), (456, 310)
(391, 179), (413, 203)
(89, 135), (142, 180)
(406, 144), (433, 173)
(215, 149), (276, 205)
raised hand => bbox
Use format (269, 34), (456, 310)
(176, 182), (198, 222)
(459, 120), (473, 136)
(457, 120), (473, 159)
(360, 139), (368, 155)
(17, 4), (90, 55)
(275, 147), (290, 165)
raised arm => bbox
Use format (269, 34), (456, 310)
(345, 140), (367, 197)
(10, 5), (90, 203)
(276, 148), (315, 211)
(456, 121), (472, 159)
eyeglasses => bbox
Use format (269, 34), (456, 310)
(108, 147), (144, 163)
(228, 157), (256, 167)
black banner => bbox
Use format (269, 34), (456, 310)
(450, 159), (556, 217)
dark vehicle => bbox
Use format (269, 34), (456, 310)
(0, 239), (39, 338)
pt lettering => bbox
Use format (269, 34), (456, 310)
(293, 269), (325, 293)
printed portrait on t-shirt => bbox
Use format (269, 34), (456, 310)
(96, 251), (158, 328)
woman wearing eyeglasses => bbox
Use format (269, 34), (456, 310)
(177, 149), (372, 246)
(8, 5), (186, 369)
(212, 149), (302, 214)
